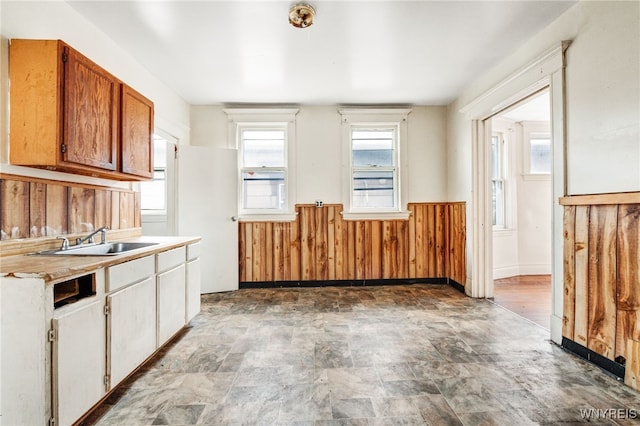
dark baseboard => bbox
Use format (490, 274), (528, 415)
(561, 337), (625, 379)
(447, 278), (465, 294)
(239, 277), (450, 289)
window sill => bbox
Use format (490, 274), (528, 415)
(522, 173), (551, 181)
(141, 212), (168, 223)
(341, 210), (411, 221)
(238, 212), (298, 222)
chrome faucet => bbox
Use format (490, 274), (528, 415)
(76, 226), (109, 245)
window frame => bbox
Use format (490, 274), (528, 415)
(224, 108), (299, 221)
(521, 121), (552, 177)
(491, 132), (507, 229)
(141, 131), (178, 222)
(340, 108), (411, 220)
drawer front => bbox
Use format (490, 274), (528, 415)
(157, 246), (186, 273)
(186, 242), (201, 261)
(107, 255), (155, 292)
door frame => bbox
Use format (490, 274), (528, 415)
(461, 41), (571, 344)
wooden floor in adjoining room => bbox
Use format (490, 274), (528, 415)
(492, 275), (552, 330)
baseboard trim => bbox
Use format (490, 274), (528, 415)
(239, 278), (451, 289)
(447, 278), (466, 294)
(562, 337), (625, 379)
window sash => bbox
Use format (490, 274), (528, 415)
(350, 127), (398, 211)
(239, 125), (289, 212)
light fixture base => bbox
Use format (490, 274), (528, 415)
(289, 3), (315, 28)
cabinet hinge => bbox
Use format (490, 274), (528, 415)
(49, 417), (56, 426)
(48, 329), (56, 342)
(104, 304), (110, 316)
(61, 51), (68, 63)
(61, 144), (66, 154)
(104, 374), (111, 390)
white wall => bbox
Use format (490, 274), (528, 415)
(448, 1), (640, 285)
(188, 105), (448, 208)
(0, 1), (191, 184)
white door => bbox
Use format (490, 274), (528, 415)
(178, 146), (238, 293)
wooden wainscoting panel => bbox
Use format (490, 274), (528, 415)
(562, 197), (640, 386)
(0, 179), (30, 239)
(29, 182), (46, 237)
(118, 191), (135, 230)
(587, 205), (618, 359)
(238, 202), (467, 285)
(574, 206), (590, 346)
(0, 175), (141, 250)
(563, 205), (576, 340)
(46, 183), (68, 236)
(94, 189), (112, 231)
(625, 339), (640, 390)
(448, 203), (466, 285)
(616, 205), (640, 361)
(68, 187), (96, 233)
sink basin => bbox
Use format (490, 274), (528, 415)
(36, 242), (159, 256)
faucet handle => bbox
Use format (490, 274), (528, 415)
(56, 236), (70, 250)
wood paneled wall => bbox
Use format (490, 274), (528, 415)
(561, 193), (640, 390)
(0, 175), (140, 240)
(239, 202), (466, 285)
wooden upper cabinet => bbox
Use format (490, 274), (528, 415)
(121, 85), (154, 179)
(63, 44), (119, 172)
(9, 39), (154, 181)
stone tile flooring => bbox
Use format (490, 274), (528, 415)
(85, 285), (640, 425)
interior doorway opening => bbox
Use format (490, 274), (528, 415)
(488, 89), (552, 330)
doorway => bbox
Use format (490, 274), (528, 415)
(490, 90), (552, 329)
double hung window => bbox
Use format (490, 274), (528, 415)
(351, 127), (397, 209)
(240, 127), (287, 211)
(491, 133), (506, 228)
(340, 108), (411, 219)
(225, 108), (298, 220)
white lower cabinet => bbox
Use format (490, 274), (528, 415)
(157, 264), (186, 345)
(52, 298), (106, 426)
(0, 239), (201, 426)
(107, 276), (157, 388)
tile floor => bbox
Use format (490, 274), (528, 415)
(85, 284), (640, 425)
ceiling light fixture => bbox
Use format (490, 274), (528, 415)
(289, 3), (315, 28)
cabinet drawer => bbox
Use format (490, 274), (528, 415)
(187, 242), (201, 261)
(157, 246), (186, 273)
(106, 255), (155, 292)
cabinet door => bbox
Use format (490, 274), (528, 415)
(62, 45), (119, 172)
(186, 258), (201, 322)
(52, 299), (106, 426)
(157, 264), (186, 345)
(107, 276), (156, 388)
(121, 84), (154, 179)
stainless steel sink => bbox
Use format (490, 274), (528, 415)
(35, 241), (159, 256)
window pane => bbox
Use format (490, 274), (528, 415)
(492, 180), (504, 227)
(353, 170), (394, 208)
(142, 136), (168, 212)
(141, 170), (166, 210)
(242, 170), (285, 209)
(352, 130), (394, 167)
(242, 129), (285, 167)
(530, 138), (551, 174)
(491, 136), (500, 179)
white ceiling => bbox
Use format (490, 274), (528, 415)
(66, 0), (576, 106)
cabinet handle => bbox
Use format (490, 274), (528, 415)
(231, 216), (238, 222)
